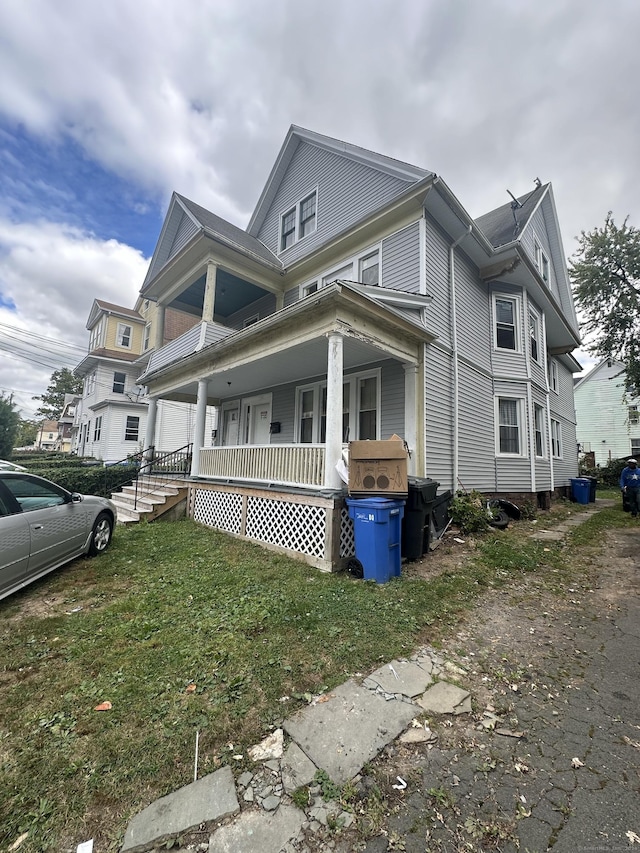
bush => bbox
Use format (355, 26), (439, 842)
(449, 490), (490, 534)
(27, 465), (134, 497)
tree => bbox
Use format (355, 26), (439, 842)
(33, 368), (83, 420)
(0, 393), (20, 458)
(570, 213), (640, 390)
(16, 418), (39, 448)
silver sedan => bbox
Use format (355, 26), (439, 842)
(0, 471), (116, 601)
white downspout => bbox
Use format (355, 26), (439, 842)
(449, 226), (472, 492)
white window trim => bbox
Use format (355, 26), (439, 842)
(279, 186), (319, 253)
(124, 415), (140, 442)
(529, 306), (542, 364)
(495, 396), (527, 457)
(534, 403), (546, 458)
(116, 322), (132, 349)
(143, 323), (151, 351)
(298, 243), (382, 300)
(551, 418), (563, 459)
(533, 234), (550, 284)
(492, 293), (522, 353)
(549, 358), (559, 393)
(113, 371), (126, 394)
(294, 368), (382, 443)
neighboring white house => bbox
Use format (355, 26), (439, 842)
(132, 125), (581, 570)
(73, 299), (216, 464)
(574, 358), (640, 466)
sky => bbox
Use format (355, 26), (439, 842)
(0, 0), (638, 418)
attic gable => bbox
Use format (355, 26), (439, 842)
(86, 299), (143, 330)
(142, 194), (201, 288)
(248, 125), (430, 238)
(475, 183), (547, 249)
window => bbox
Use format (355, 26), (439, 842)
(629, 406), (640, 426)
(549, 359), (559, 392)
(143, 324), (151, 351)
(494, 296), (518, 351)
(299, 192), (317, 238)
(497, 397), (522, 454)
(534, 238), (550, 283)
(89, 318), (104, 351)
(3, 476), (67, 512)
(93, 416), (102, 442)
(85, 372), (96, 396)
(322, 263), (353, 288)
(116, 323), (132, 348)
(281, 207), (296, 251)
(551, 419), (562, 458)
(358, 376), (378, 440)
(359, 251), (380, 286)
(125, 416), (139, 442)
(295, 371), (379, 443)
(632, 439), (640, 457)
(302, 281), (319, 297)
(113, 372), (126, 394)
(534, 405), (545, 457)
(280, 189), (318, 251)
(529, 310), (540, 363)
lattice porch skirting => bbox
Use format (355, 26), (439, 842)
(189, 482), (356, 572)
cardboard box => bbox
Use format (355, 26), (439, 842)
(348, 435), (408, 496)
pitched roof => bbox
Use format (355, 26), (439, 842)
(475, 183), (548, 248)
(175, 194), (281, 267)
(94, 300), (141, 319)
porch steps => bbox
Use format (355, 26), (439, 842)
(111, 476), (188, 525)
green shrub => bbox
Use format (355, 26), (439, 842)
(28, 465), (134, 497)
(449, 490), (490, 534)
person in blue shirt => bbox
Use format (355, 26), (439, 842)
(620, 458), (640, 517)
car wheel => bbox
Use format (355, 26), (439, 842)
(89, 512), (113, 556)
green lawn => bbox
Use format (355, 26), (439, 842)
(0, 504), (630, 852)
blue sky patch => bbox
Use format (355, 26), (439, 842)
(0, 122), (163, 257)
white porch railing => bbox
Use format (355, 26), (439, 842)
(199, 444), (327, 488)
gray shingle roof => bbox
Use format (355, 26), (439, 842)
(475, 184), (548, 248)
(176, 194), (282, 268)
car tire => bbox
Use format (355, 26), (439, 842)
(89, 512), (113, 556)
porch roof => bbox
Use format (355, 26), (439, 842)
(139, 280), (434, 404)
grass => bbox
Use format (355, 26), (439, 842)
(0, 502), (629, 852)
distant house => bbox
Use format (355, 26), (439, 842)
(36, 420), (59, 451)
(574, 358), (640, 466)
(132, 125), (581, 570)
(73, 298), (215, 464)
(55, 394), (80, 453)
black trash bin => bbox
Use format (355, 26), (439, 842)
(401, 477), (439, 560)
(584, 476), (597, 503)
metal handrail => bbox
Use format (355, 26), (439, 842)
(133, 443), (193, 510)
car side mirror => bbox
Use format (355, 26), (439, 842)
(71, 493), (83, 503)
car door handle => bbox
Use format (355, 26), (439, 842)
(32, 525), (44, 530)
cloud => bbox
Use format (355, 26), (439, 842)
(0, 219), (148, 416)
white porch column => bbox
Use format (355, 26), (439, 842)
(324, 332), (344, 489)
(190, 379), (208, 478)
(202, 262), (218, 323)
(154, 303), (166, 350)
(403, 363), (418, 475)
(143, 396), (158, 465)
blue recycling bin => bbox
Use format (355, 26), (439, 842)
(570, 477), (590, 505)
(346, 497), (405, 583)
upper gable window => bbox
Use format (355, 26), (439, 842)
(533, 238), (550, 284)
(280, 189), (318, 252)
(143, 323), (151, 351)
(89, 318), (104, 351)
(117, 323), (132, 348)
(494, 295), (519, 351)
(549, 358), (559, 393)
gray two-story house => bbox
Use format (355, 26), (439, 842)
(136, 125), (581, 570)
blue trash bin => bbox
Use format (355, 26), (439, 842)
(570, 477), (590, 505)
(346, 497), (405, 583)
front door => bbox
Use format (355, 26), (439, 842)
(242, 394), (272, 445)
(222, 407), (240, 446)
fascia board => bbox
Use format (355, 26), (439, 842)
(142, 193), (199, 289)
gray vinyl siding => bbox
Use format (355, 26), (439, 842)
(169, 211), (199, 259)
(225, 292), (277, 329)
(256, 141), (414, 264)
(381, 222), (420, 293)
(424, 215), (451, 348)
(455, 250), (491, 373)
(380, 360), (404, 438)
(283, 286), (299, 308)
(528, 298), (547, 390)
(523, 207), (562, 302)
(457, 362), (495, 491)
(550, 360), (577, 422)
(424, 342), (454, 490)
(551, 416), (578, 485)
